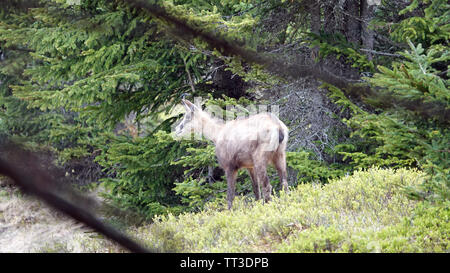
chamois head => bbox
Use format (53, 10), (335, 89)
(175, 99), (203, 137)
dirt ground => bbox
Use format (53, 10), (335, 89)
(0, 184), (94, 252)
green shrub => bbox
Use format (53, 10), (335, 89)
(134, 168), (448, 252)
(333, 39), (450, 202)
(286, 150), (346, 184)
(97, 131), (189, 219)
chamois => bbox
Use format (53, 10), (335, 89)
(175, 99), (289, 209)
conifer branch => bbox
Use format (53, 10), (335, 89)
(119, 0), (450, 124)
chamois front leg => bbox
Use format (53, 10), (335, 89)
(225, 168), (237, 209)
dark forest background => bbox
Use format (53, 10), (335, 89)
(0, 0), (448, 223)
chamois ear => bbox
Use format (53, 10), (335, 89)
(182, 99), (198, 112)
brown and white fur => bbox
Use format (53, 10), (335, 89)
(175, 99), (289, 209)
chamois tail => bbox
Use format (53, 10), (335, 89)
(278, 128), (284, 144)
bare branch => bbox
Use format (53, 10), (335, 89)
(360, 48), (402, 58)
(183, 57), (196, 93)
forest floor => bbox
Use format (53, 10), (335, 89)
(0, 186), (81, 252)
(0, 184), (123, 252)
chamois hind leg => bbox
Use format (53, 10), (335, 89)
(225, 168), (238, 209)
(254, 164), (272, 203)
(274, 152), (289, 192)
(247, 168), (260, 200)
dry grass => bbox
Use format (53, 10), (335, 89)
(0, 185), (122, 253)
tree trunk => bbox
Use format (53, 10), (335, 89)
(361, 0), (376, 60)
(323, 1), (336, 34)
(308, 0), (321, 35)
(344, 0), (361, 45)
(308, 0), (321, 60)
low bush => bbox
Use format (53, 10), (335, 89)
(135, 168), (448, 252)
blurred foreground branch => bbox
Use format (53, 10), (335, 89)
(0, 140), (152, 253)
